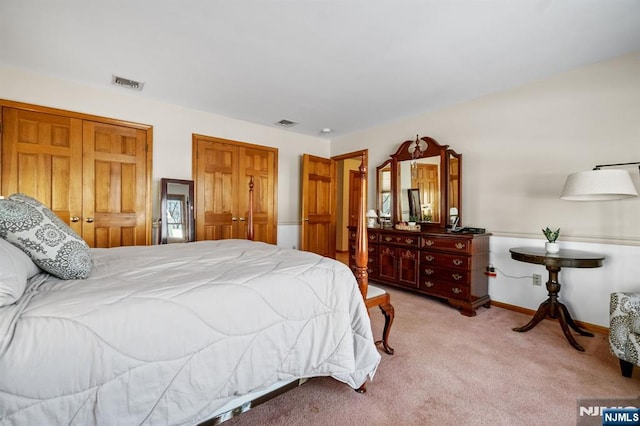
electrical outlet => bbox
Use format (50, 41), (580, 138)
(532, 274), (542, 286)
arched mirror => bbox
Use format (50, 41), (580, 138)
(376, 135), (462, 229)
(160, 178), (195, 244)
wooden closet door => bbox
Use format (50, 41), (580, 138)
(193, 135), (278, 244)
(1, 107), (84, 234)
(240, 147), (277, 243)
(82, 121), (149, 247)
(194, 138), (239, 240)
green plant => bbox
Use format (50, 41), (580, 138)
(409, 215), (419, 223)
(542, 227), (560, 243)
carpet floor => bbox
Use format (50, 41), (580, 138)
(225, 284), (639, 425)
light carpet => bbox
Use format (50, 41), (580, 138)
(225, 285), (639, 425)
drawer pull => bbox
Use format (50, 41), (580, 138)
(455, 242), (465, 249)
(452, 259), (463, 266)
(405, 238), (415, 244)
(452, 273), (463, 280)
(424, 268), (434, 275)
(452, 287), (462, 294)
(369, 235), (377, 241)
(424, 240), (434, 246)
(424, 281), (435, 287)
(384, 236), (393, 242)
(424, 255), (434, 262)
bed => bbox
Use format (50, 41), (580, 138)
(0, 161), (379, 424)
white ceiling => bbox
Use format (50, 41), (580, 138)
(1, 1), (639, 139)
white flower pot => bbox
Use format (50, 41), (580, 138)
(545, 242), (560, 253)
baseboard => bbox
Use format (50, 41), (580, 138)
(490, 301), (609, 335)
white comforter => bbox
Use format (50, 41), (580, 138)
(0, 240), (380, 425)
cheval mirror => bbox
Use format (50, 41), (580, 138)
(376, 135), (462, 229)
(160, 178), (195, 244)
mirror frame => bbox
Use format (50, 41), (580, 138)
(447, 149), (463, 228)
(376, 159), (392, 227)
(160, 178), (195, 244)
(377, 136), (461, 229)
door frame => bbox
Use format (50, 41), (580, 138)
(332, 149), (368, 256)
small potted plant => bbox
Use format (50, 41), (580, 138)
(542, 227), (560, 253)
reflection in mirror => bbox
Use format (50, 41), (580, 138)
(376, 160), (392, 228)
(399, 157), (440, 222)
(161, 178), (195, 244)
(447, 150), (462, 227)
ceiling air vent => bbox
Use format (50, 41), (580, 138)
(112, 75), (144, 91)
(275, 119), (298, 128)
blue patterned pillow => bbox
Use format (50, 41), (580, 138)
(0, 194), (91, 279)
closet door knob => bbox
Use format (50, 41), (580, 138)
(70, 216), (80, 223)
(239, 217), (246, 221)
(85, 217), (94, 223)
(232, 217), (238, 222)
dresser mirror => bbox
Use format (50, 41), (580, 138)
(376, 135), (462, 229)
(160, 178), (195, 243)
(376, 160), (392, 228)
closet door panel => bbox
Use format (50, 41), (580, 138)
(240, 147), (276, 244)
(1, 108), (83, 234)
(195, 139), (238, 240)
(83, 121), (148, 247)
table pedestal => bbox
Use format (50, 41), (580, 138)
(512, 265), (593, 351)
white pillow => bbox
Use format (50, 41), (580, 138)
(0, 194), (91, 279)
(0, 238), (41, 307)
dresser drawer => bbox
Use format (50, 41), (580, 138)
(419, 279), (470, 301)
(350, 250), (378, 267)
(420, 251), (469, 271)
(421, 236), (470, 253)
(420, 265), (470, 285)
(380, 233), (420, 248)
(349, 230), (379, 243)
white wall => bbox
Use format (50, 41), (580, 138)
(331, 52), (640, 327)
(3, 52), (639, 326)
(0, 66), (330, 250)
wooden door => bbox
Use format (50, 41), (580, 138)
(194, 139), (239, 240)
(412, 163), (439, 222)
(1, 107), (84, 234)
(82, 121), (149, 247)
(193, 135), (277, 244)
(301, 154), (336, 258)
(348, 169), (361, 228)
(240, 146), (277, 243)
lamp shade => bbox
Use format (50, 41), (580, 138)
(561, 169), (638, 201)
(366, 209), (378, 218)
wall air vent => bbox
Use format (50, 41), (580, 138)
(112, 75), (144, 91)
(275, 119), (298, 128)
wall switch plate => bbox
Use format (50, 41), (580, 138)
(532, 274), (542, 286)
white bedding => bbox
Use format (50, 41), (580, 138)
(0, 240), (380, 425)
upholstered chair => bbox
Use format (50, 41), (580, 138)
(609, 292), (640, 378)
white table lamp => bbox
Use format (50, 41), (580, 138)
(366, 209), (378, 227)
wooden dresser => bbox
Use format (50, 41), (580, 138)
(348, 227), (491, 316)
